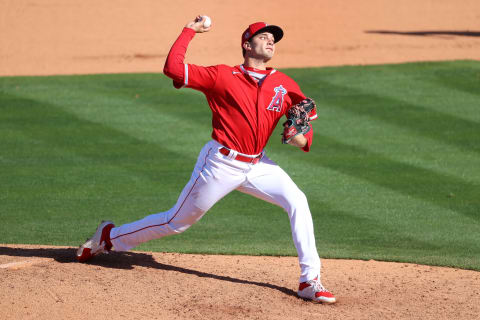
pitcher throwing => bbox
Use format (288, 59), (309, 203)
(77, 16), (336, 304)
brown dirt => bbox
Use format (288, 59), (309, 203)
(1, 0), (479, 76)
(1, 244), (480, 320)
(1, 1), (480, 319)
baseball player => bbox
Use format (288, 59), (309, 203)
(77, 16), (336, 304)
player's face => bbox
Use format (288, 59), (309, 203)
(248, 32), (275, 61)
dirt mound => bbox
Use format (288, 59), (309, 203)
(1, 244), (479, 320)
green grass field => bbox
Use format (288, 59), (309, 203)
(1, 60), (479, 270)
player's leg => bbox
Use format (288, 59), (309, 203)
(109, 141), (245, 251)
(237, 155), (321, 282)
(237, 155), (335, 303)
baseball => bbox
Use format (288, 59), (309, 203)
(202, 15), (212, 28)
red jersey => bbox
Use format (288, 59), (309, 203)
(163, 27), (313, 155)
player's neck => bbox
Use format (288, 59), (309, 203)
(243, 57), (268, 70)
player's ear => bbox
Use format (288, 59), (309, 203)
(243, 41), (251, 52)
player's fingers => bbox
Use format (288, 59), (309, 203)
(187, 15), (212, 33)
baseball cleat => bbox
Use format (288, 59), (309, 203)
(297, 277), (336, 304)
(77, 220), (115, 262)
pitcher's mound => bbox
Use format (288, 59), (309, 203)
(0, 244), (479, 319)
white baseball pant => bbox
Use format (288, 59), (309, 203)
(110, 140), (321, 282)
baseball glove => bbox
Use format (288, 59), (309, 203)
(282, 98), (317, 144)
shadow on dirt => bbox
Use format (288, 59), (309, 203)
(365, 30), (480, 37)
(0, 246), (298, 298)
(0, 246), (76, 263)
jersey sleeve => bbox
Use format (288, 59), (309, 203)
(163, 27), (217, 92)
(183, 64), (218, 92)
(287, 80), (307, 106)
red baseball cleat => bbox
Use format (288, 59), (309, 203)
(77, 221), (115, 262)
(297, 277), (336, 304)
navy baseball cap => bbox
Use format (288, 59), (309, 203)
(241, 22), (284, 47)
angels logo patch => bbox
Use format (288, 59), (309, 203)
(266, 85), (287, 112)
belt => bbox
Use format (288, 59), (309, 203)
(219, 147), (262, 164)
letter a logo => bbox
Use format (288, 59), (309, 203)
(267, 85), (287, 112)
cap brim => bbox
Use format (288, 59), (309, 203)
(252, 25), (284, 43)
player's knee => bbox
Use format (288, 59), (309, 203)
(282, 189), (308, 213)
(289, 187), (307, 203)
(168, 206), (207, 233)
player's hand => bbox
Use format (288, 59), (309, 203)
(285, 131), (308, 148)
(185, 15), (212, 33)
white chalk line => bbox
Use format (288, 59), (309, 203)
(0, 258), (49, 269)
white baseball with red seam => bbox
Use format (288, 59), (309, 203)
(202, 16), (211, 28)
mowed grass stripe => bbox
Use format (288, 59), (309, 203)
(400, 60), (480, 105)
(309, 78), (480, 155)
(281, 62), (480, 183)
(1, 75), (212, 156)
(398, 76), (480, 123)
(1, 61), (479, 270)
(310, 134), (479, 219)
(1, 92), (194, 173)
(310, 61), (480, 122)
(0, 92), (196, 241)
(1, 76), (210, 243)
(296, 100), (480, 185)
(307, 201), (479, 269)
